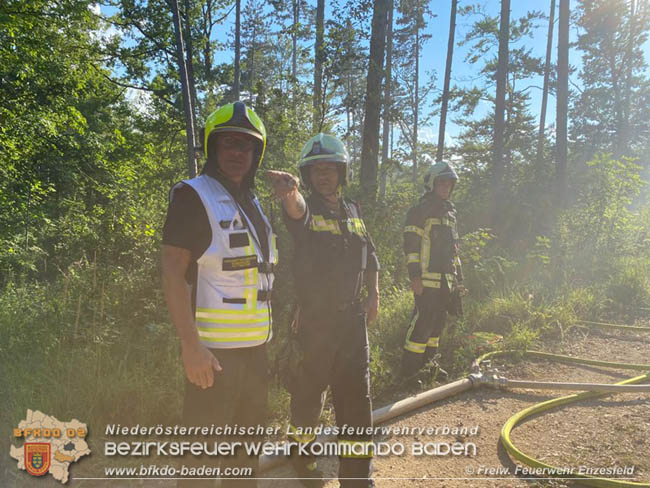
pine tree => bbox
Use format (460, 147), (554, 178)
(572, 0), (650, 161)
(360, 0), (390, 197)
(391, 0), (435, 182)
(436, 0), (458, 163)
(556, 0), (569, 202)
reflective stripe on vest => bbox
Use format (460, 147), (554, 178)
(309, 215), (367, 238)
(182, 175), (276, 349)
(407, 253), (420, 264)
(310, 214), (342, 234)
(404, 225), (424, 237)
(346, 217), (367, 237)
(420, 216), (457, 289)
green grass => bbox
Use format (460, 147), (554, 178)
(3, 253), (650, 460)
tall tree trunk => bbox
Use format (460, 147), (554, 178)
(171, 0), (197, 177)
(379, 0), (394, 200)
(535, 0), (555, 168)
(360, 0), (389, 199)
(436, 0), (458, 163)
(203, 0), (213, 78)
(351, 107), (357, 166)
(618, 0), (636, 157)
(313, 0), (325, 131)
(556, 0), (569, 203)
(250, 20), (257, 96)
(492, 0), (510, 211)
(183, 0), (198, 134)
(412, 10), (420, 182)
(292, 0), (298, 112)
(233, 0), (241, 100)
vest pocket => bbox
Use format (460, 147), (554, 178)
(223, 297), (247, 304)
(229, 232), (250, 248)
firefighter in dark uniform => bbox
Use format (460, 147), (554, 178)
(266, 133), (379, 488)
(399, 160), (465, 383)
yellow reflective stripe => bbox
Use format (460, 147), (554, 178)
(288, 425), (316, 444)
(421, 220), (433, 271)
(420, 273), (454, 284)
(425, 216), (454, 228)
(272, 234), (279, 264)
(422, 280), (441, 288)
(405, 309), (419, 349)
(199, 328), (269, 339)
(427, 337), (439, 347)
(347, 218), (367, 236)
(244, 287), (254, 311)
(407, 253), (420, 264)
(199, 334), (269, 343)
(197, 316), (269, 324)
(252, 287), (260, 311)
(404, 225), (424, 237)
(404, 339), (426, 354)
(198, 326), (268, 333)
(338, 440), (374, 458)
(196, 308), (268, 316)
(420, 213), (458, 278)
(310, 215), (342, 235)
(446, 273), (455, 285)
(422, 271), (442, 279)
(244, 242), (256, 288)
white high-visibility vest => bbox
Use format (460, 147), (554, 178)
(177, 174), (277, 349)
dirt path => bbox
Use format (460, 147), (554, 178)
(264, 319), (650, 488)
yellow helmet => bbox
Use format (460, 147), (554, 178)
(204, 101), (267, 172)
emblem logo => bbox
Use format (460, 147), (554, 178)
(25, 443), (51, 476)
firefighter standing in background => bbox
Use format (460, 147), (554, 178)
(400, 160), (465, 383)
(266, 133), (379, 488)
(162, 102), (276, 488)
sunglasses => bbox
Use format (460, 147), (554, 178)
(219, 136), (255, 152)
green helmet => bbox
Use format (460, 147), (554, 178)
(423, 160), (458, 193)
(297, 133), (349, 187)
(204, 101), (267, 172)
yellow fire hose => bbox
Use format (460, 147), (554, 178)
(259, 320), (650, 485)
(474, 319), (650, 487)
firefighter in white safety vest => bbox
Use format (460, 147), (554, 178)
(162, 101), (276, 488)
(266, 133), (379, 488)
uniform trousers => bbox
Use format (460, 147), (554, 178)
(289, 304), (374, 488)
(178, 345), (268, 488)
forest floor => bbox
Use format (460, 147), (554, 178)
(4, 318), (650, 488)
